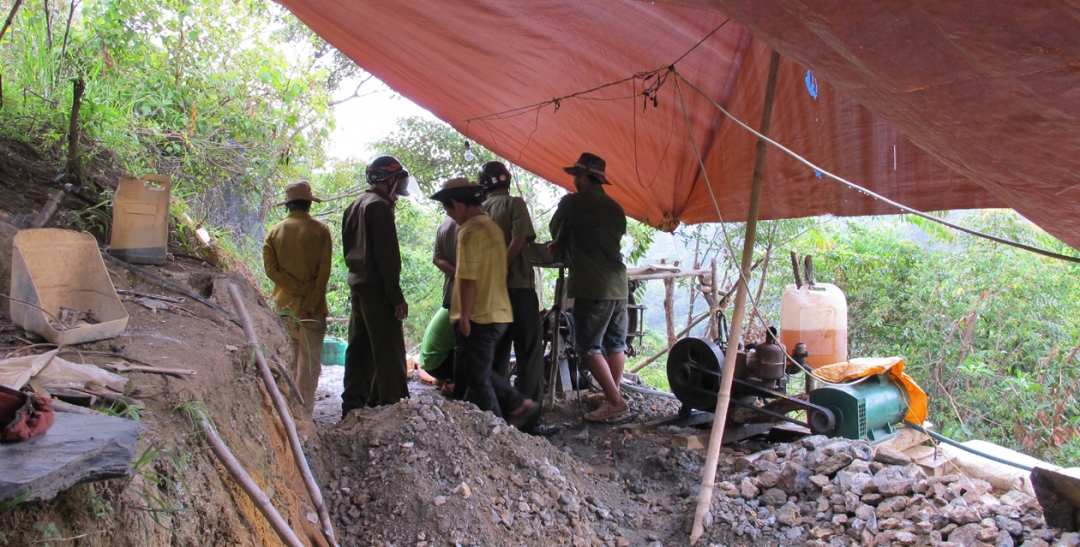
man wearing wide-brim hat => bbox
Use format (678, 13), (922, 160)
(431, 177), (540, 428)
(264, 180), (333, 417)
(549, 153), (630, 422)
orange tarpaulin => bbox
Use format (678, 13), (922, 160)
(277, 3), (997, 221)
(277, 0), (1080, 250)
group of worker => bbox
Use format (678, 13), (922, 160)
(262, 151), (631, 434)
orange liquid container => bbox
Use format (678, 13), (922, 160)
(779, 283), (848, 368)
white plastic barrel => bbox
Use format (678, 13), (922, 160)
(779, 283), (848, 368)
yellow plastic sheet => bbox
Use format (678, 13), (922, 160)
(814, 357), (928, 425)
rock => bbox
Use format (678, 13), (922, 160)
(809, 474), (830, 489)
(758, 469), (781, 488)
(761, 488), (788, 507)
(777, 501), (800, 526)
(1018, 539), (1049, 547)
(874, 445), (912, 465)
(850, 441), (873, 460)
(815, 453), (854, 476)
(779, 461), (812, 494)
(739, 478), (759, 500)
(0, 413), (145, 502)
(948, 505), (982, 525)
(877, 477), (915, 497)
(948, 523), (984, 546)
(894, 530), (918, 544)
(999, 491), (1038, 511)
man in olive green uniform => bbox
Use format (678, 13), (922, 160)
(263, 181), (332, 417)
(549, 153), (630, 422)
(340, 156), (413, 417)
(478, 161), (558, 435)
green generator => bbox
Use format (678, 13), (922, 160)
(808, 373), (908, 443)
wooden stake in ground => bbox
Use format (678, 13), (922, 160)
(65, 77), (93, 197)
(227, 284), (338, 547)
(690, 49), (782, 545)
(197, 414), (305, 547)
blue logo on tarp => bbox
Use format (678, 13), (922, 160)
(805, 70), (818, 99)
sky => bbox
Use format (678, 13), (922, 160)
(326, 77), (439, 161)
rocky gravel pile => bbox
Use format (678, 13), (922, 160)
(321, 395), (668, 547)
(702, 435), (1076, 547)
(317, 392), (1076, 547)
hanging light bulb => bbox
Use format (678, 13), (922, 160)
(463, 141), (476, 161)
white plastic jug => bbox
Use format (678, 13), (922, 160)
(779, 283), (848, 368)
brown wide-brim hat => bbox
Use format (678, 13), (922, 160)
(562, 152), (609, 185)
(430, 177), (484, 202)
(275, 181), (324, 206)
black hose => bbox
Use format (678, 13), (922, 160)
(903, 419), (1034, 472)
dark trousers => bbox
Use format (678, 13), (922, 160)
(343, 284), (408, 413)
(455, 321), (524, 418)
(428, 351), (454, 382)
(494, 289), (545, 403)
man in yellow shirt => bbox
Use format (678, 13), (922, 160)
(263, 181), (333, 417)
(431, 178), (538, 425)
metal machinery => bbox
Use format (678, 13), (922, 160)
(666, 332), (910, 442)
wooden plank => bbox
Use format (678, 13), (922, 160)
(675, 423), (774, 450)
(879, 421), (933, 453)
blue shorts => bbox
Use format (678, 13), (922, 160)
(572, 298), (628, 361)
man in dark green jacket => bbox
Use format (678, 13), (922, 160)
(549, 153), (630, 422)
(340, 155), (413, 417)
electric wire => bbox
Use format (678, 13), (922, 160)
(903, 420), (1035, 471)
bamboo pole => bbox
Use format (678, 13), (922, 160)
(690, 49), (782, 545)
(708, 259), (718, 339)
(227, 284), (338, 547)
(198, 415), (305, 547)
(663, 276), (676, 348)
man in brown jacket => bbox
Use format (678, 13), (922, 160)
(340, 156), (413, 417)
(263, 181), (332, 417)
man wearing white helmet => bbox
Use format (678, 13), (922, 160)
(340, 155), (414, 416)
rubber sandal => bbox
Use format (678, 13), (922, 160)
(585, 401), (630, 422)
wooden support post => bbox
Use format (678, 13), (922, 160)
(663, 276), (675, 348)
(690, 49), (782, 545)
(709, 259), (718, 339)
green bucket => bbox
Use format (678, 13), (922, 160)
(322, 337), (346, 367)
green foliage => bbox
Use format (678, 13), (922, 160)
(126, 440), (191, 542)
(0, 489), (31, 514)
(33, 522), (60, 547)
(0, 0), (344, 226)
(103, 401), (143, 422)
(800, 213), (1080, 465)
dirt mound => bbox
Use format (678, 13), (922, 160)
(318, 387), (1075, 547)
(0, 255), (327, 546)
(322, 395), (676, 546)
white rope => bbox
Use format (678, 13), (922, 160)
(675, 72), (1080, 264)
